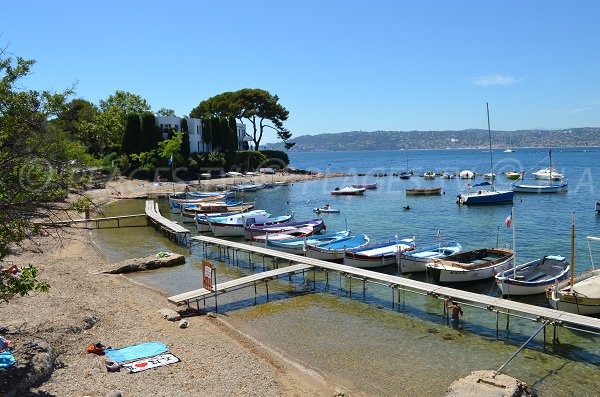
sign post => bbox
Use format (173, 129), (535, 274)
(202, 260), (217, 312)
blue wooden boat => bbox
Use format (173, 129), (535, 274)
(195, 210), (267, 232)
(306, 234), (370, 261)
(495, 255), (570, 296)
(265, 231), (351, 254)
(343, 238), (415, 268)
(399, 241), (463, 273)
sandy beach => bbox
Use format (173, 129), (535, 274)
(0, 172), (346, 397)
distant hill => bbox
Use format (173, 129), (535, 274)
(266, 128), (600, 151)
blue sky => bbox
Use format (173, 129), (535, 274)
(3, 1), (600, 143)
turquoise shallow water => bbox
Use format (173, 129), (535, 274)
(93, 148), (600, 396)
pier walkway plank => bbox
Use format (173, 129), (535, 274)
(186, 235), (600, 330)
(168, 263), (313, 304)
(145, 200), (189, 233)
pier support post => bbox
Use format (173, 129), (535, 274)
(362, 278), (366, 301)
(265, 280), (269, 301)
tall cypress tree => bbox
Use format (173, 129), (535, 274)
(140, 113), (157, 152)
(122, 114), (141, 155)
(180, 118), (190, 159)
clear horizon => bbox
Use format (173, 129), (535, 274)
(3, 1), (600, 144)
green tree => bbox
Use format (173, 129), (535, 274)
(0, 53), (82, 301)
(191, 88), (291, 150)
(157, 108), (176, 117)
(140, 113), (160, 153)
(180, 118), (190, 159)
(97, 90), (151, 153)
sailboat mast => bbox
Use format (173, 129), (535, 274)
(512, 206), (516, 278)
(570, 211), (575, 288)
(549, 150), (552, 180)
(487, 102), (494, 190)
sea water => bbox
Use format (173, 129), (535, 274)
(94, 148), (600, 396)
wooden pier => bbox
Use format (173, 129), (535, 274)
(173, 235), (600, 334)
(145, 200), (190, 245)
(39, 213), (146, 229)
(168, 263), (313, 304)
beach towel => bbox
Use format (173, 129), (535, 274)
(0, 349), (16, 368)
(105, 341), (168, 363)
(121, 353), (180, 373)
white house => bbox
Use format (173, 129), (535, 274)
(155, 116), (250, 153)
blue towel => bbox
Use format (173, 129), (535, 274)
(0, 349), (16, 368)
(105, 341), (168, 363)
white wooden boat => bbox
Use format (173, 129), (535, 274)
(482, 173), (496, 180)
(169, 193), (231, 214)
(511, 180), (568, 193)
(343, 238), (415, 268)
(546, 236), (600, 315)
(209, 212), (292, 237)
(399, 241), (463, 273)
(330, 186), (366, 195)
(495, 255), (570, 296)
(313, 206), (340, 214)
(426, 248), (515, 284)
(195, 210), (263, 232)
(459, 170), (474, 179)
(423, 171), (436, 179)
(532, 168), (564, 180)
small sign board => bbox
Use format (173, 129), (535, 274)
(202, 260), (214, 291)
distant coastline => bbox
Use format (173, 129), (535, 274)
(266, 128), (600, 151)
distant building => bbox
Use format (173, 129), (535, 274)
(155, 116), (250, 153)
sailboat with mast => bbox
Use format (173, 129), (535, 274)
(512, 150), (568, 193)
(495, 207), (570, 296)
(457, 103), (514, 205)
(546, 216), (600, 315)
(504, 132), (514, 153)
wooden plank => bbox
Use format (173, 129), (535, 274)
(168, 263), (313, 304)
(145, 200), (189, 234)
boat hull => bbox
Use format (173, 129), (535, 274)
(400, 242), (463, 273)
(512, 182), (568, 193)
(495, 256), (570, 296)
(546, 269), (600, 315)
(405, 188), (442, 196)
(427, 248), (515, 283)
(343, 240), (414, 268)
(457, 190), (514, 205)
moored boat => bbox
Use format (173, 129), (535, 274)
(343, 238), (415, 268)
(495, 255), (570, 296)
(265, 231), (351, 254)
(330, 186), (366, 195)
(313, 206), (340, 214)
(181, 202), (255, 218)
(405, 187), (442, 196)
(457, 182), (514, 205)
(250, 226), (315, 246)
(399, 241), (463, 273)
(352, 183), (377, 189)
(306, 234), (370, 261)
(546, 235), (600, 315)
(169, 192), (232, 214)
(195, 210), (258, 232)
(209, 212), (293, 237)
(244, 218), (325, 240)
(423, 171), (436, 179)
(505, 171), (523, 180)
(459, 170), (475, 179)
(426, 248), (515, 284)
(511, 180), (568, 193)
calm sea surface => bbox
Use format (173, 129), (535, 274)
(94, 148), (600, 396)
